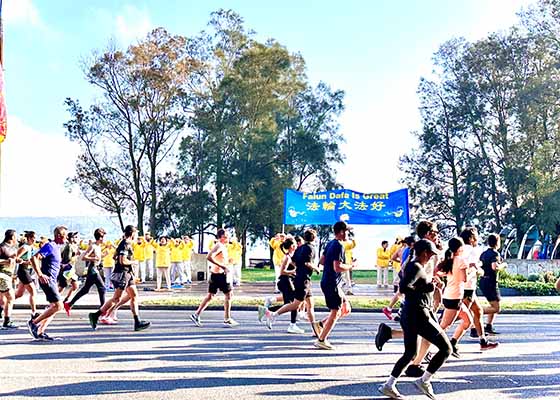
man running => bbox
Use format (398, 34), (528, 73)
(314, 221), (354, 350)
(0, 229), (19, 329)
(15, 231), (39, 320)
(190, 229), (239, 327)
(88, 225), (150, 332)
(28, 226), (68, 340)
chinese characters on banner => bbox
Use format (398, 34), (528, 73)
(283, 188), (409, 225)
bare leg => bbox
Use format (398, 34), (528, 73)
(224, 291), (232, 320)
(319, 309), (340, 341)
(195, 293), (215, 316)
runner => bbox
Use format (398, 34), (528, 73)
(190, 229), (239, 327)
(14, 231), (39, 320)
(382, 236), (415, 321)
(460, 227), (499, 349)
(479, 233), (507, 335)
(88, 225), (150, 332)
(258, 237), (305, 334)
(263, 229), (319, 334)
(57, 232), (80, 305)
(378, 239), (451, 400)
(64, 228), (107, 315)
(0, 229), (19, 329)
(27, 226), (68, 340)
(314, 221), (354, 350)
(437, 237), (474, 358)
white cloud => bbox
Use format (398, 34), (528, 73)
(114, 5), (153, 46)
(4, 0), (41, 27)
(0, 116), (105, 217)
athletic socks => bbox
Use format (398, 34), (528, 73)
(421, 370), (433, 383)
(386, 375), (397, 387)
(133, 315), (140, 325)
(450, 338), (457, 346)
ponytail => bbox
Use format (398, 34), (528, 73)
(437, 237), (464, 274)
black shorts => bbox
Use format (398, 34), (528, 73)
(294, 277), (312, 301)
(442, 298), (461, 310)
(208, 273), (231, 294)
(111, 270), (135, 290)
(278, 276), (295, 304)
(40, 278), (62, 304)
(480, 278), (501, 302)
(17, 265), (35, 285)
(463, 289), (475, 301)
(321, 282), (344, 310)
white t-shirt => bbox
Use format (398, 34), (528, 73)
(463, 244), (482, 290)
(443, 256), (468, 300)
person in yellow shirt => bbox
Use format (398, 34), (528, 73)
(269, 233), (286, 293)
(182, 236), (194, 284)
(342, 236), (356, 295)
(102, 241), (115, 291)
(143, 233), (155, 281)
(133, 236), (147, 283)
(170, 238), (185, 286)
(152, 236), (172, 290)
(376, 240), (390, 287)
(228, 237), (243, 286)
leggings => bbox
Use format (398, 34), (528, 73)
(270, 276), (297, 323)
(391, 307), (451, 377)
(68, 272), (106, 307)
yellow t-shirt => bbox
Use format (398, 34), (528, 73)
(182, 240), (194, 262)
(153, 242), (171, 268)
(228, 241), (242, 265)
(170, 240), (184, 263)
(133, 241), (146, 262)
(377, 247), (390, 267)
(343, 239), (356, 264)
(269, 238), (284, 267)
(144, 239), (154, 260)
(102, 244), (115, 268)
(389, 243), (401, 270)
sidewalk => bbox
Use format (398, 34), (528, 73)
(13, 280), (560, 309)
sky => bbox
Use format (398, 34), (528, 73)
(0, 0), (538, 260)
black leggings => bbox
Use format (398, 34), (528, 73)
(391, 307), (452, 377)
(68, 272), (106, 307)
(269, 276), (297, 323)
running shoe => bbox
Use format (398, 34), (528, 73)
(287, 323), (305, 334)
(485, 324), (500, 335)
(31, 312), (40, 320)
(171, 283), (183, 289)
(414, 378), (436, 400)
(37, 333), (55, 341)
(375, 323), (392, 351)
(264, 296), (274, 308)
(451, 345), (461, 359)
(313, 339), (334, 350)
(27, 319), (39, 339)
(480, 340), (499, 351)
(257, 305), (267, 323)
(88, 312), (99, 330)
(405, 364), (425, 378)
(134, 320), (151, 331)
(382, 307), (393, 320)
(63, 302), (71, 317)
(99, 316), (118, 325)
(311, 321), (323, 338)
(2, 320), (17, 330)
(377, 384), (404, 400)
(470, 328), (479, 339)
(265, 312), (275, 330)
(190, 313), (202, 327)
(224, 318), (239, 327)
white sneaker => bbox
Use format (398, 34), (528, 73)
(257, 305), (267, 323)
(415, 378), (436, 399)
(190, 313), (202, 327)
(313, 339), (334, 350)
(378, 384), (404, 399)
(265, 312), (275, 330)
(224, 318), (239, 327)
(264, 296), (274, 308)
(287, 323), (305, 334)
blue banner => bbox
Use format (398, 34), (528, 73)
(283, 188), (409, 226)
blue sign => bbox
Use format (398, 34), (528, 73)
(283, 188), (410, 226)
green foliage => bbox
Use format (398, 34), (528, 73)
(527, 273), (542, 282)
(500, 279), (558, 296)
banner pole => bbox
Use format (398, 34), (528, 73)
(282, 224), (285, 234)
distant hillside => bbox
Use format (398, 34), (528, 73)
(0, 216), (124, 239)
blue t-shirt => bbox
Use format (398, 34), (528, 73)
(39, 242), (62, 281)
(401, 247), (411, 266)
(321, 239), (345, 287)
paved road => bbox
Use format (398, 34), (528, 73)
(0, 310), (559, 400)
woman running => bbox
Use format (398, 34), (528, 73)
(258, 237), (304, 334)
(437, 237), (473, 358)
(460, 227), (498, 350)
(379, 239), (451, 400)
(15, 231), (39, 319)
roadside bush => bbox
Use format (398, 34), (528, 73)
(527, 274), (542, 282)
(500, 280), (558, 296)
